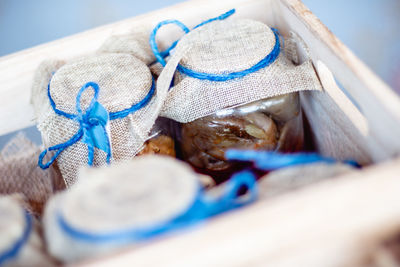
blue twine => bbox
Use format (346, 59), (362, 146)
(149, 20), (190, 67)
(192, 9), (235, 30)
(225, 150), (360, 170)
(149, 9), (281, 82)
(149, 9), (235, 67)
(176, 29), (280, 82)
(47, 78), (156, 121)
(38, 77), (156, 169)
(56, 170), (257, 243)
(0, 211), (32, 266)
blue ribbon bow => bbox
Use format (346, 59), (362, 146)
(39, 82), (111, 169)
(149, 9), (281, 82)
(56, 170), (257, 243)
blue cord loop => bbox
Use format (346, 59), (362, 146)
(56, 170), (257, 243)
(201, 170), (258, 217)
(225, 150), (360, 170)
(150, 20), (190, 67)
(149, 9), (235, 67)
(0, 211), (32, 266)
(39, 77), (156, 169)
(149, 9), (281, 81)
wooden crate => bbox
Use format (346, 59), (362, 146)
(1, 0), (400, 266)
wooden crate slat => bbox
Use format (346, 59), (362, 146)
(76, 158), (400, 267)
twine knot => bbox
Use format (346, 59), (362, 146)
(39, 82), (111, 169)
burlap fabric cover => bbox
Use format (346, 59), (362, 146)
(0, 134), (54, 216)
(157, 18), (322, 123)
(99, 28), (166, 79)
(31, 47), (167, 186)
(44, 156), (198, 262)
(0, 195), (55, 267)
(98, 27), (155, 65)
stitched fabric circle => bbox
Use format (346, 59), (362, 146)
(179, 19), (275, 73)
(49, 53), (152, 114)
(59, 156), (199, 232)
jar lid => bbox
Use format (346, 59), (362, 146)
(60, 156), (199, 233)
(49, 53), (152, 114)
(179, 19), (275, 73)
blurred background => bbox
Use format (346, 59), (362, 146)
(0, 0), (399, 147)
(1, 0), (399, 92)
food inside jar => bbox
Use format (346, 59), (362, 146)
(137, 117), (176, 157)
(179, 93), (304, 183)
(137, 135), (176, 157)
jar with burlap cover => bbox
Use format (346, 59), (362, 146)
(44, 155), (257, 263)
(0, 134), (56, 216)
(150, 10), (322, 180)
(0, 195), (55, 267)
(31, 43), (167, 186)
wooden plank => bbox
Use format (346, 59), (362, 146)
(276, 0), (400, 161)
(75, 158), (400, 267)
